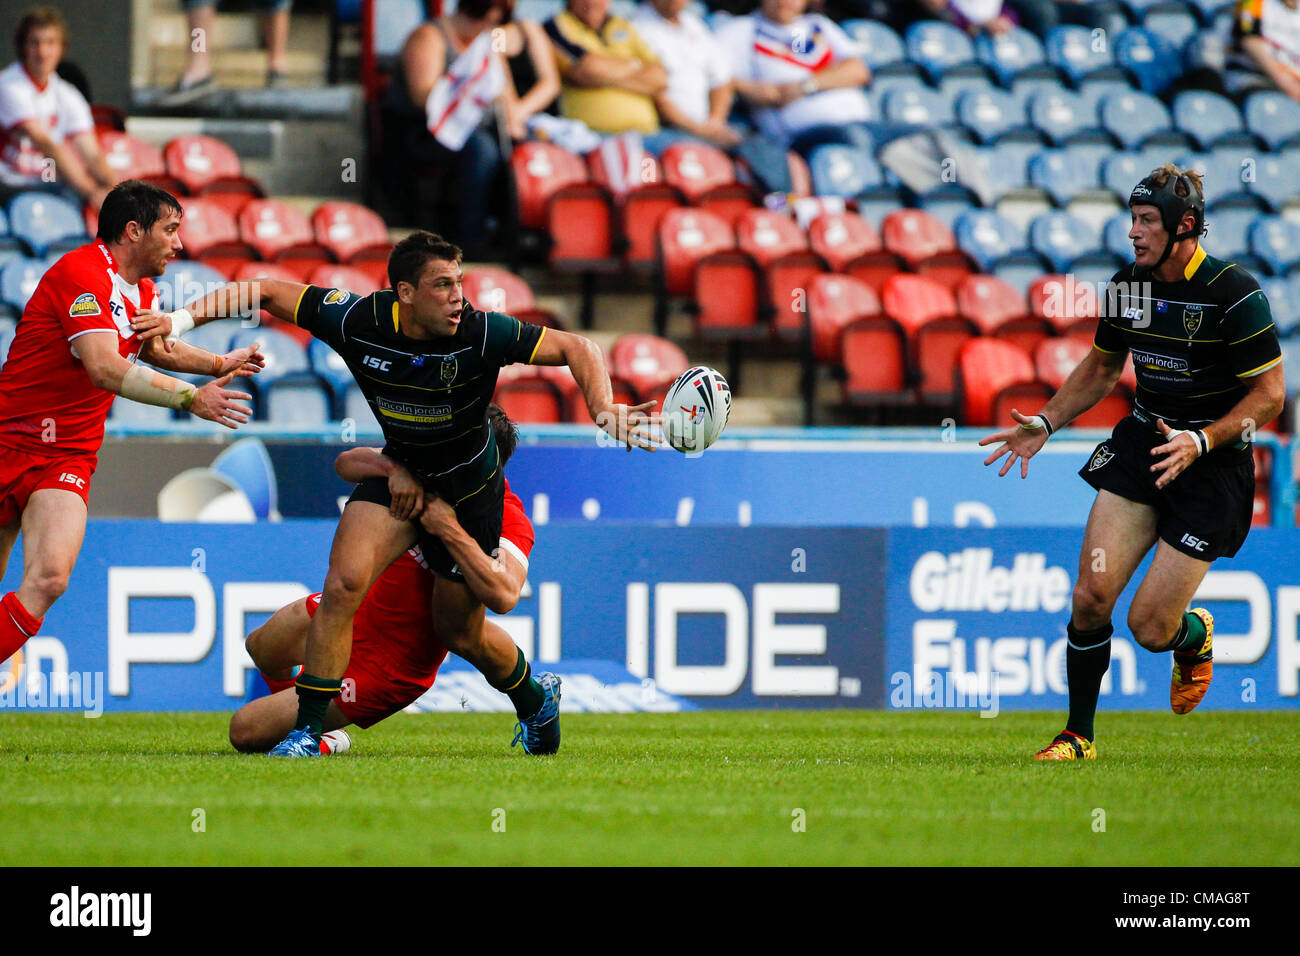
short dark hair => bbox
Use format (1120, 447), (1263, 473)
(488, 403), (519, 466)
(15, 6), (66, 59)
(96, 180), (183, 244)
(459, 0), (514, 21)
(387, 231), (463, 291)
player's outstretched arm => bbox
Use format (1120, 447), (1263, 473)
(333, 448), (424, 520)
(131, 278), (309, 350)
(979, 346), (1126, 478)
(75, 331), (252, 428)
(139, 337), (266, 379)
(527, 329), (659, 451)
(419, 497), (527, 614)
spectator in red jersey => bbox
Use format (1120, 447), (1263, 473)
(0, 180), (264, 679)
(229, 422), (536, 756)
(0, 7), (118, 209)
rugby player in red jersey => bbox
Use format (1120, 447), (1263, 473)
(228, 406), (540, 754)
(0, 180), (263, 674)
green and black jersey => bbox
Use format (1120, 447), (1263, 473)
(1093, 246), (1282, 432)
(292, 285), (545, 503)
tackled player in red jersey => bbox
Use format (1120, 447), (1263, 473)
(228, 406), (540, 754)
(0, 180), (263, 677)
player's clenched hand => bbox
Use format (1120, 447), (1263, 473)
(418, 495), (457, 537)
(189, 372), (252, 429)
(130, 309), (173, 346)
(387, 461), (424, 522)
(596, 400), (660, 452)
(1149, 418), (1202, 490)
(978, 408), (1052, 479)
(217, 343), (266, 378)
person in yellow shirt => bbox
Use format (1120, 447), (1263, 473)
(543, 0), (669, 141)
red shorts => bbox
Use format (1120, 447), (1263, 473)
(304, 592), (446, 729)
(0, 449), (96, 526)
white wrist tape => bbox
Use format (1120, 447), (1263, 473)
(165, 308), (195, 344)
(120, 364), (197, 411)
(1167, 428), (1208, 458)
(1019, 413), (1054, 436)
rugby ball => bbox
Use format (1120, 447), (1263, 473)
(661, 366), (731, 454)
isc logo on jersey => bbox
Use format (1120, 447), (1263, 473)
(323, 290), (350, 306)
(68, 293), (101, 318)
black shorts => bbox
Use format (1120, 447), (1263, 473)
(346, 469), (505, 583)
(1079, 415), (1255, 561)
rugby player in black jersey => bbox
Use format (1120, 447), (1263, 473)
(979, 164), (1285, 760)
(153, 232), (658, 757)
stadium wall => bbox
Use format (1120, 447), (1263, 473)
(2, 521), (1297, 715)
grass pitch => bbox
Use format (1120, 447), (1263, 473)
(1, 710), (1296, 866)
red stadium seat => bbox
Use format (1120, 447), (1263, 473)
(955, 274), (1050, 356)
(510, 141), (589, 231)
(842, 317), (909, 404)
(990, 380), (1055, 430)
(1034, 335), (1137, 394)
(656, 207), (734, 298)
(1030, 273), (1099, 337)
(494, 365), (565, 423)
(659, 141), (758, 224)
(307, 264), (381, 297)
(461, 266), (564, 328)
(587, 146), (683, 267)
(311, 201), (391, 264)
(97, 131), (182, 192)
(694, 249), (762, 338)
(808, 211), (886, 271)
(238, 199), (334, 278)
(958, 337), (1037, 426)
(882, 274), (974, 403)
(1070, 385), (1132, 429)
(163, 135), (263, 214)
(546, 182), (616, 270)
(533, 364), (638, 422)
(881, 209), (972, 290)
(806, 274), (882, 364)
(609, 333), (689, 401)
(178, 197), (255, 278)
(91, 102), (127, 133)
(735, 209), (825, 341)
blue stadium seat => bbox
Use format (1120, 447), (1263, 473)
(212, 437), (279, 519)
(904, 20), (984, 83)
(374, 0), (430, 57)
(1260, 277), (1299, 338)
(1044, 25), (1127, 85)
(0, 256), (50, 314)
(1249, 217), (1300, 276)
(0, 317), (15, 369)
(881, 85), (955, 127)
(974, 26), (1055, 86)
(1076, 79), (1134, 115)
(1114, 27), (1184, 94)
(229, 327), (308, 385)
(309, 337), (352, 414)
(344, 383), (382, 431)
(156, 260), (229, 312)
(1064, 142), (1119, 179)
(1204, 207), (1257, 260)
(109, 395), (176, 426)
(1142, 8), (1199, 49)
(842, 19), (915, 76)
(1243, 91), (1300, 151)
(992, 260), (1050, 295)
(953, 209), (1034, 271)
(1008, 76), (1066, 112)
(1104, 211), (1135, 260)
(955, 87), (1032, 144)
(1098, 89), (1181, 149)
(1183, 29), (1226, 75)
(1184, 0), (1236, 24)
(1248, 154), (1300, 212)
(1100, 149), (1170, 201)
(808, 144), (885, 199)
(1171, 90), (1254, 150)
(176, 321), (235, 359)
(1280, 339), (1300, 400)
(0, 207), (22, 260)
(1198, 149), (1262, 208)
(917, 189), (978, 228)
(264, 380), (332, 426)
(1027, 88), (1105, 145)
(938, 72), (995, 102)
(866, 73), (926, 118)
(1030, 211), (1104, 271)
(7, 192), (86, 258)
(1028, 149), (1102, 205)
(1071, 262), (1124, 292)
(974, 143), (1036, 198)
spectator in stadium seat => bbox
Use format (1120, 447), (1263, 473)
(382, 0), (521, 252)
(544, 0), (670, 142)
(0, 7), (117, 209)
(911, 0), (1020, 35)
(632, 0), (741, 150)
(499, 9), (563, 140)
(1226, 0), (1300, 102)
(716, 0), (873, 156)
(171, 0), (293, 94)
(1002, 1), (1126, 37)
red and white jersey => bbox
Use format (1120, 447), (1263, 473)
(0, 240), (156, 455)
(305, 483), (536, 677)
(0, 61), (93, 184)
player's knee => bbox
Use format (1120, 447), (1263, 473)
(228, 710), (264, 753)
(321, 569), (370, 610)
(27, 565), (71, 606)
(1128, 610), (1175, 651)
(1071, 580), (1114, 626)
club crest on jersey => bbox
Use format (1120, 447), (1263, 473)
(440, 354), (457, 386)
(1183, 303), (1203, 337)
(1088, 446), (1113, 472)
(68, 293), (100, 318)
(323, 289), (350, 306)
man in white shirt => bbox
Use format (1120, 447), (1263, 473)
(632, 0), (741, 150)
(0, 7), (116, 209)
(715, 0), (873, 154)
(1228, 0), (1300, 101)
